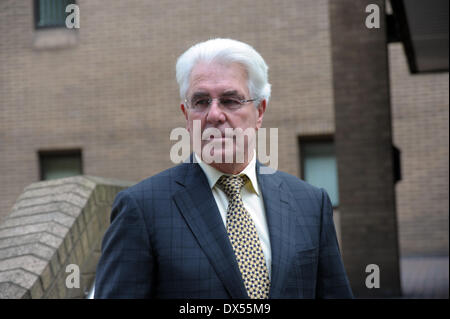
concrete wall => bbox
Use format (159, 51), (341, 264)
(0, 176), (132, 298)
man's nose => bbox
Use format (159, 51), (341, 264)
(206, 99), (225, 123)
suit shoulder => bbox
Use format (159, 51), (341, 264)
(273, 169), (323, 197)
(120, 162), (188, 197)
(269, 170), (329, 214)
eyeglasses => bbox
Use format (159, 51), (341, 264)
(184, 96), (258, 112)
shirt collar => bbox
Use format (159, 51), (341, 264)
(194, 151), (261, 196)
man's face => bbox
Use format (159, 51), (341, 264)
(181, 61), (266, 168)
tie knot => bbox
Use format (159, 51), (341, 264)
(217, 174), (248, 198)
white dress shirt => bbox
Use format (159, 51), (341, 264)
(195, 152), (272, 278)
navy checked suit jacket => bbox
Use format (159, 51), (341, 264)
(94, 159), (353, 298)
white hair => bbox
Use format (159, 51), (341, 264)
(176, 38), (271, 105)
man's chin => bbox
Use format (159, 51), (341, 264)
(200, 148), (248, 165)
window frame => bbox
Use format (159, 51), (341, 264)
(38, 149), (83, 181)
(34, 0), (76, 29)
(298, 135), (339, 208)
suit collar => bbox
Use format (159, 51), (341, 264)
(256, 162), (298, 298)
(194, 152), (261, 196)
(172, 161), (249, 298)
(173, 158), (309, 299)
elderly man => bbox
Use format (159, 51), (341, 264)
(94, 38), (353, 299)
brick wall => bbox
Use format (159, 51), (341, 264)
(0, 0), (334, 220)
(329, 0), (401, 297)
(389, 44), (449, 256)
(0, 0), (448, 258)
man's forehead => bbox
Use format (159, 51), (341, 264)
(188, 61), (249, 96)
(191, 90), (243, 97)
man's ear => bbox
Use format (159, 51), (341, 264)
(256, 99), (267, 130)
(181, 103), (189, 127)
(181, 103), (188, 119)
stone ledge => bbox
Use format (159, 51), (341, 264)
(32, 28), (79, 51)
(0, 176), (134, 298)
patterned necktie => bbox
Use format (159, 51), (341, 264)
(217, 174), (270, 299)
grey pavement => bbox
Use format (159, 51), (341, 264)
(400, 255), (449, 299)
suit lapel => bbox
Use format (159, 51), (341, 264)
(172, 162), (248, 298)
(256, 162), (297, 299)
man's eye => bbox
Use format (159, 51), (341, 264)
(193, 99), (210, 107)
(220, 98), (240, 106)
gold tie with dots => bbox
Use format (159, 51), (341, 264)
(217, 174), (270, 299)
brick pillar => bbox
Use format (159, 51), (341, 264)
(329, 0), (402, 297)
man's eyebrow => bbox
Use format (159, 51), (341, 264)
(190, 90), (244, 99)
(221, 90), (241, 97)
(191, 92), (210, 99)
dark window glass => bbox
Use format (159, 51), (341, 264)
(39, 150), (82, 180)
(300, 139), (339, 207)
(34, 0), (75, 29)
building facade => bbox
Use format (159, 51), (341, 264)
(0, 0), (448, 262)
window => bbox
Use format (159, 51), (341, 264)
(39, 150), (82, 181)
(300, 138), (339, 207)
(34, 0), (75, 29)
